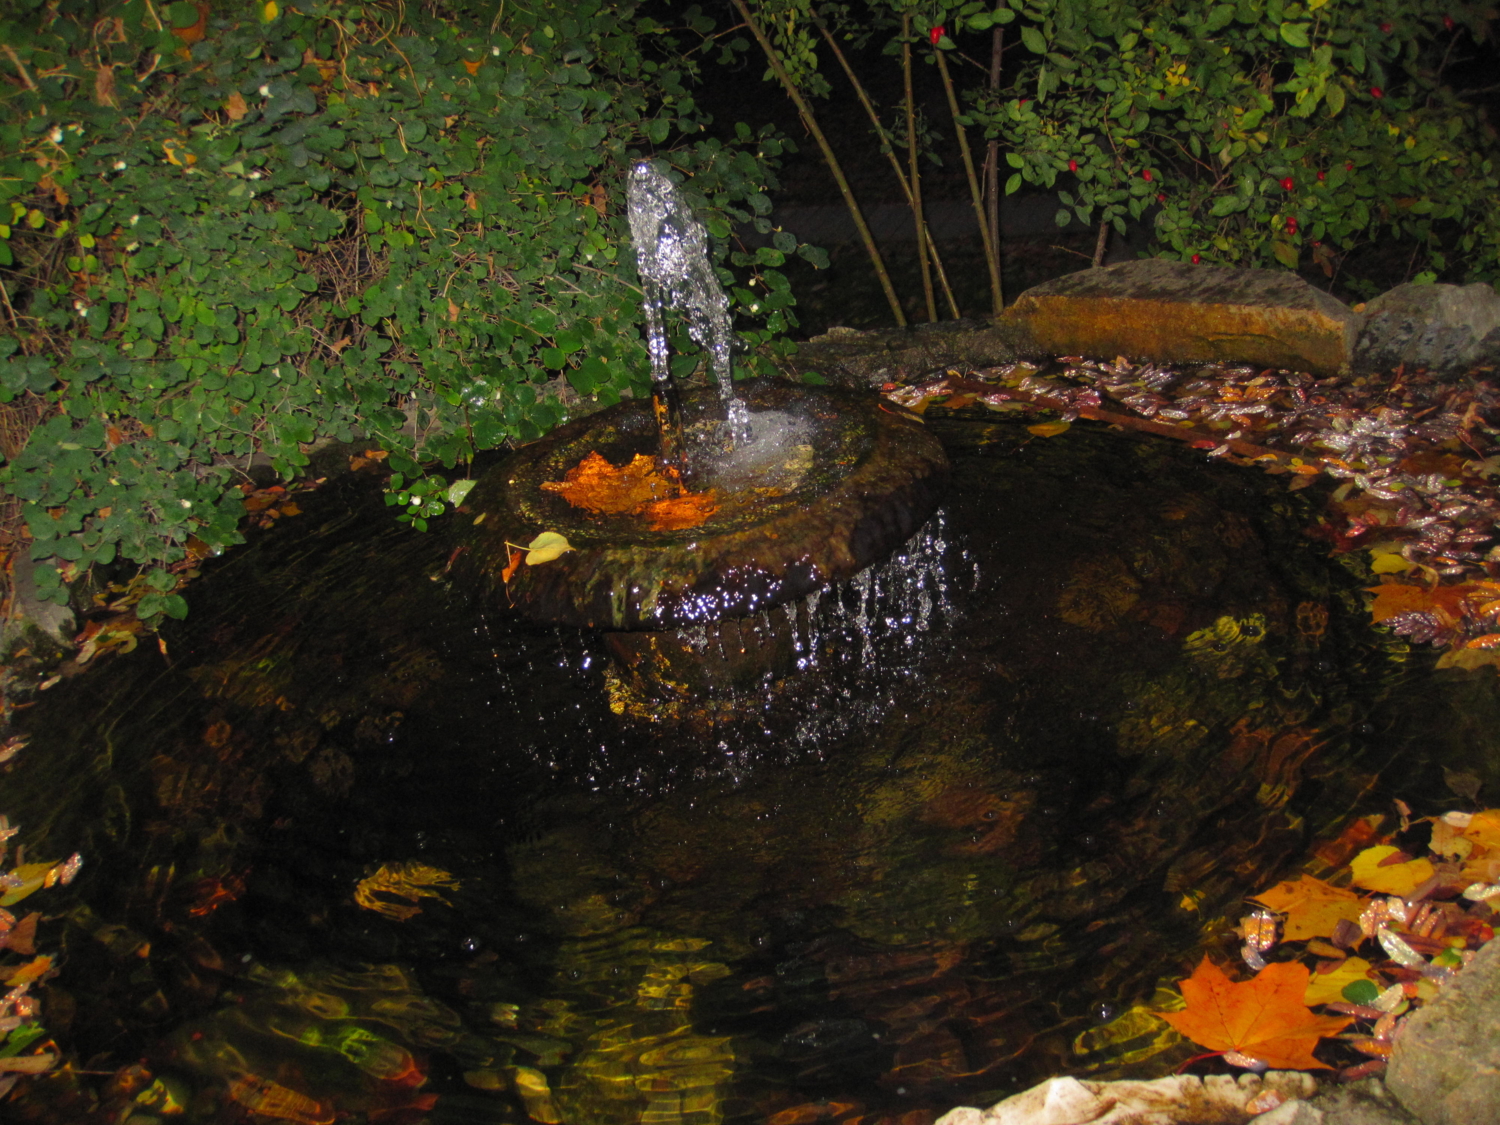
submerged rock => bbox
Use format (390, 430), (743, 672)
(1001, 260), (1357, 376)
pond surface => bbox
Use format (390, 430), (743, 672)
(2, 413), (1472, 1125)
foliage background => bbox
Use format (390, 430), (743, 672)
(0, 0), (816, 621)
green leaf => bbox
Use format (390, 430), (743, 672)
(1020, 26), (1047, 55)
(1278, 22), (1310, 49)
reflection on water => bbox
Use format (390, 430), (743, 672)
(2, 416), (1461, 1123)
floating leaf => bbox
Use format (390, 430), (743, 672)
(446, 478), (477, 506)
(1348, 845), (1435, 896)
(1253, 875), (1367, 941)
(1027, 420), (1071, 438)
(1303, 956), (1374, 1006)
(524, 532), (574, 565)
(1157, 957), (1351, 1069)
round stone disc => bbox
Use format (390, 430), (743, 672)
(456, 379), (949, 629)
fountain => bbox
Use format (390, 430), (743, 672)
(458, 161), (949, 701)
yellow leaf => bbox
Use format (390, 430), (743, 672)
(3, 955), (53, 986)
(0, 862), (57, 907)
(1251, 875), (1366, 941)
(524, 531), (574, 565)
(1368, 545), (1415, 575)
(225, 91), (248, 121)
(1027, 421), (1071, 438)
(1303, 957), (1373, 1006)
(261, 0), (280, 20)
(1348, 845), (1435, 895)
(161, 139), (196, 167)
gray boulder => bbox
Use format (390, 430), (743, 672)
(1386, 938), (1500, 1124)
(1352, 282), (1500, 380)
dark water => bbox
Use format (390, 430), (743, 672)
(3, 414), (1476, 1124)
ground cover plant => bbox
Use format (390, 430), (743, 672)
(0, 0), (815, 625)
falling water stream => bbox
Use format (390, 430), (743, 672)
(7, 412), (1491, 1125)
(626, 161), (751, 462)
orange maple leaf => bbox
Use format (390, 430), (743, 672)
(644, 489), (719, 531)
(540, 450), (718, 531)
(1158, 958), (1352, 1069)
(1252, 875), (1366, 941)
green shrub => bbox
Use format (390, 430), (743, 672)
(0, 0), (809, 620)
(946, 0), (1500, 284)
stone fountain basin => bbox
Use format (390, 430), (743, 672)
(459, 379), (949, 629)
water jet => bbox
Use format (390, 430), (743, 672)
(460, 162), (948, 699)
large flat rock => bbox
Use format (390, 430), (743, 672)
(1004, 260), (1357, 375)
(1387, 938), (1500, 1125)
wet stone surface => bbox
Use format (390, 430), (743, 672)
(458, 379), (949, 630)
(0, 417), (1428, 1123)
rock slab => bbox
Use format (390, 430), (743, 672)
(1386, 937), (1500, 1125)
(1353, 281), (1500, 379)
(1003, 260), (1357, 376)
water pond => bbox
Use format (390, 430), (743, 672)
(4, 413), (1485, 1125)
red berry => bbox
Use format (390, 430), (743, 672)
(930, 25), (944, 45)
(1280, 176), (1294, 190)
(1068, 159), (1078, 172)
(1157, 193), (1166, 203)
(1019, 99), (1029, 107)
(1345, 161), (1355, 171)
(1286, 216), (1298, 234)
(1317, 170), (1326, 181)
(1142, 169), (1153, 182)
(1191, 253), (1201, 264)
(1379, 21), (1392, 32)
(1370, 86), (1384, 98)
(1444, 15), (1457, 30)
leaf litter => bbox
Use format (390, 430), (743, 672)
(885, 360), (1500, 660)
(1153, 802), (1500, 1078)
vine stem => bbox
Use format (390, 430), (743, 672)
(935, 48), (1003, 313)
(816, 22), (958, 318)
(731, 0), (907, 327)
(903, 15), (937, 322)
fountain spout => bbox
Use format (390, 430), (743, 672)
(626, 160), (752, 471)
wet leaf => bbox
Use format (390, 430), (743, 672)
(1348, 845), (1435, 896)
(524, 532), (574, 566)
(541, 451), (676, 515)
(1157, 957), (1351, 1069)
(1303, 957), (1374, 1006)
(2, 912), (40, 955)
(2, 955), (53, 986)
(0, 863), (58, 907)
(1253, 875), (1367, 941)
(644, 490), (720, 531)
(354, 861), (460, 921)
(446, 478), (477, 506)
(227, 1075), (332, 1124)
(1027, 420), (1071, 438)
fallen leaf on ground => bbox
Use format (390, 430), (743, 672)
(1157, 957), (1352, 1069)
(1348, 846), (1435, 896)
(1253, 875), (1367, 941)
